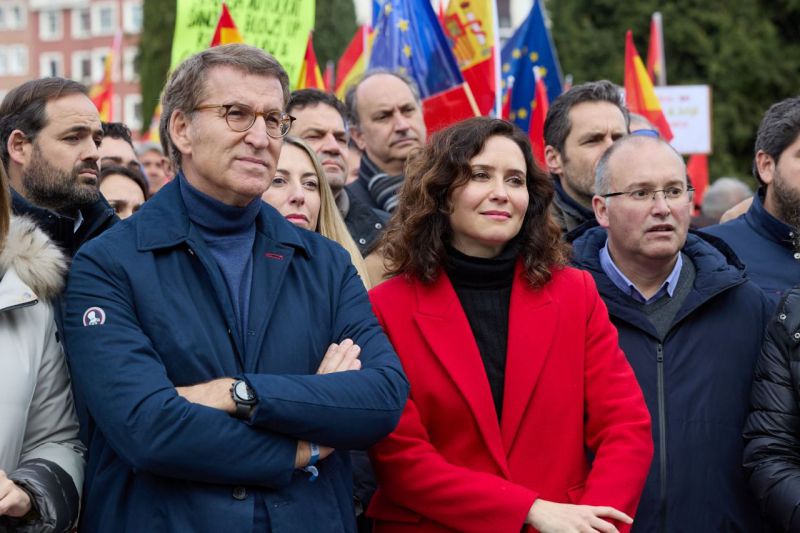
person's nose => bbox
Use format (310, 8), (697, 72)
(82, 139), (100, 164)
(392, 110), (411, 132)
(287, 181), (306, 206)
(650, 190), (672, 216)
(245, 116), (271, 150)
(320, 132), (343, 155)
(488, 176), (509, 203)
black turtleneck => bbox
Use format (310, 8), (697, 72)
(444, 244), (517, 421)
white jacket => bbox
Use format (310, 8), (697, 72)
(0, 216), (84, 532)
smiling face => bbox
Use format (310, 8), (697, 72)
(448, 135), (529, 258)
(289, 103), (348, 194)
(17, 93), (103, 212)
(171, 66), (285, 207)
(593, 139), (691, 269)
(262, 143), (321, 231)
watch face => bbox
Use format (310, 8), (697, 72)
(235, 381), (254, 401)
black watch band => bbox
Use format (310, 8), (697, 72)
(230, 379), (257, 419)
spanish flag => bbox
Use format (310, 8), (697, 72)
(89, 31), (121, 122)
(624, 30), (672, 140)
(210, 2), (243, 47)
(442, 0), (500, 116)
(141, 102), (162, 144)
(335, 25), (370, 100)
(646, 12), (666, 86)
(296, 33), (325, 90)
(529, 68), (548, 169)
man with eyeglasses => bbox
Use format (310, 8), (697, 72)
(571, 134), (771, 532)
(61, 44), (408, 533)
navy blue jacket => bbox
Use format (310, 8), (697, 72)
(703, 188), (800, 306)
(62, 179), (409, 532)
(572, 228), (771, 533)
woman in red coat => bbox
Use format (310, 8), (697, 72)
(367, 118), (653, 533)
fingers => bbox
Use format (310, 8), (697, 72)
(0, 477), (32, 518)
(317, 339), (361, 374)
(588, 515), (619, 533)
(318, 446), (335, 460)
(592, 506), (632, 524)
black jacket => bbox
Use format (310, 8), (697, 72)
(573, 227), (772, 532)
(11, 188), (117, 258)
(744, 287), (800, 532)
(343, 189), (389, 256)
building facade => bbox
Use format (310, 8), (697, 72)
(0, 0), (143, 133)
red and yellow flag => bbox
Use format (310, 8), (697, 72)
(335, 25), (370, 100)
(646, 12), (665, 85)
(141, 102), (162, 144)
(296, 33), (325, 90)
(624, 30), (672, 141)
(89, 31), (122, 122)
(529, 69), (549, 169)
(210, 2), (244, 47)
(442, 0), (498, 116)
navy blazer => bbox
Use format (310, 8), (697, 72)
(62, 179), (408, 532)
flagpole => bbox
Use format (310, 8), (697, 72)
(654, 12), (666, 86)
(491, 0), (502, 117)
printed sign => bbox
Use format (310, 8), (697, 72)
(654, 85), (712, 154)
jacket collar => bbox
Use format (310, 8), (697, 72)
(552, 175), (595, 222)
(572, 226), (747, 325)
(745, 187), (795, 248)
(134, 177), (311, 258)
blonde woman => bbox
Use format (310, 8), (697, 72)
(263, 136), (372, 287)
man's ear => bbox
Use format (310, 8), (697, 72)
(169, 109), (192, 160)
(592, 194), (610, 229)
(350, 126), (366, 152)
(544, 145), (563, 176)
(7, 129), (31, 166)
(755, 150), (776, 185)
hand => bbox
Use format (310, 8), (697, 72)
(526, 499), (632, 533)
(0, 470), (32, 518)
(294, 440), (335, 468)
(316, 339), (361, 374)
(176, 378), (236, 414)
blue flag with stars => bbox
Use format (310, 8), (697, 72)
(500, 0), (563, 131)
(369, 0), (465, 100)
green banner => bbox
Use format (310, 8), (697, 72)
(170, 0), (314, 84)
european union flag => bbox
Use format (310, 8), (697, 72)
(369, 0), (464, 99)
(501, 0), (563, 132)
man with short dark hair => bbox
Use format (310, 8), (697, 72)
(99, 121), (140, 174)
(543, 80), (629, 239)
(0, 77), (116, 256)
(703, 97), (800, 305)
(288, 88), (387, 254)
(345, 70), (427, 215)
(572, 135), (771, 532)
(62, 44), (407, 533)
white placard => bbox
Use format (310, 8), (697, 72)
(654, 85), (712, 155)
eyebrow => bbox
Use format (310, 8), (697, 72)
(61, 125), (102, 136)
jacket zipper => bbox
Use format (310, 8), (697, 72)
(0, 299), (38, 314)
(656, 343), (667, 533)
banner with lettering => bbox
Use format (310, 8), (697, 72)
(170, 0), (314, 83)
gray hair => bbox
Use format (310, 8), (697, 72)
(344, 69), (421, 128)
(159, 44), (290, 169)
(137, 141), (163, 157)
(595, 134), (685, 197)
(701, 177), (753, 220)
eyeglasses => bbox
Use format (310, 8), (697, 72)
(601, 186), (695, 204)
(194, 103), (295, 138)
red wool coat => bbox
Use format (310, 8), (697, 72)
(367, 264), (653, 533)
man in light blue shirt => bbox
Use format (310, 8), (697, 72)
(571, 134), (772, 532)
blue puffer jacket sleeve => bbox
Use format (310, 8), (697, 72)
(63, 238), (298, 488)
(244, 250), (409, 450)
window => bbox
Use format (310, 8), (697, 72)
(124, 94), (143, 131)
(71, 51), (92, 83)
(122, 1), (142, 34)
(0, 49), (7, 75)
(123, 47), (138, 82)
(40, 52), (64, 77)
(1, 45), (28, 76)
(71, 7), (91, 38)
(39, 9), (62, 41)
(9, 4), (25, 29)
(92, 2), (116, 36)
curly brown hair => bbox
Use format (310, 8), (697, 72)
(380, 117), (566, 287)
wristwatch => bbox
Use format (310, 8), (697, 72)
(230, 379), (257, 419)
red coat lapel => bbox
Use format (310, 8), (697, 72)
(412, 272), (510, 478)
(501, 262), (557, 452)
